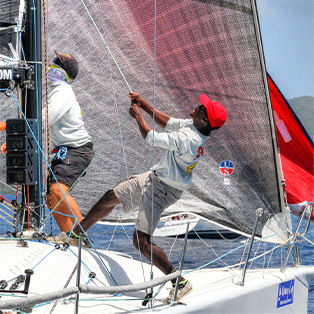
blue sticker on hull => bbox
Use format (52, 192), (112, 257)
(277, 279), (294, 308)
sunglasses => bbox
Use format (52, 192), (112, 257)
(53, 57), (63, 67)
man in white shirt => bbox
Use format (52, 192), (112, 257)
(45, 51), (94, 235)
(73, 92), (227, 302)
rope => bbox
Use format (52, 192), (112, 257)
(16, 20), (27, 68)
(192, 227), (235, 268)
(78, 0), (132, 92)
(49, 264), (78, 313)
(148, 0), (158, 287)
(42, 0), (53, 236)
(183, 230), (292, 276)
(0, 214), (15, 227)
(301, 235), (314, 246)
(0, 207), (15, 220)
(92, 1), (146, 275)
(31, 0), (44, 229)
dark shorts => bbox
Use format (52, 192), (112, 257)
(49, 142), (94, 190)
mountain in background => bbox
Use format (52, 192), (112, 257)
(288, 96), (314, 141)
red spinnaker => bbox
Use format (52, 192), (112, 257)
(268, 75), (314, 220)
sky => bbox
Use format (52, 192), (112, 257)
(256, 0), (313, 99)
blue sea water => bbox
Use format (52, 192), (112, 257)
(0, 196), (313, 312)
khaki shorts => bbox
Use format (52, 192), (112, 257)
(113, 171), (183, 235)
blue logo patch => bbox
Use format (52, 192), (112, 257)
(277, 279), (294, 308)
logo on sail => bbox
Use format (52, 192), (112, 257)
(277, 279), (294, 308)
(219, 160), (234, 176)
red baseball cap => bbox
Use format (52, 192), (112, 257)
(199, 94), (227, 128)
(54, 49), (79, 80)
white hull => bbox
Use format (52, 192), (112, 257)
(0, 240), (312, 313)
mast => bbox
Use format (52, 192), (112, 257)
(1, 0), (43, 232)
(21, 0), (43, 229)
(250, 0), (286, 214)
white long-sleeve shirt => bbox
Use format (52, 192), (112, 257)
(44, 84), (91, 150)
(146, 117), (210, 191)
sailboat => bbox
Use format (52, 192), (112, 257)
(0, 0), (313, 313)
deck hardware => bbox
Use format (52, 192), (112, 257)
(238, 208), (263, 286)
(75, 235), (83, 314)
(282, 202), (313, 271)
(0, 280), (8, 289)
(0, 269), (33, 295)
(173, 222), (190, 303)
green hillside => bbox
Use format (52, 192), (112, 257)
(288, 96), (313, 140)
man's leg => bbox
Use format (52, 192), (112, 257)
(47, 180), (82, 233)
(73, 189), (119, 234)
(133, 230), (192, 303)
(133, 230), (175, 276)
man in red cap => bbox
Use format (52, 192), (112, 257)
(73, 92), (227, 302)
(45, 50), (94, 242)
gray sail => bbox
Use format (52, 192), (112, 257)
(0, 0), (288, 242)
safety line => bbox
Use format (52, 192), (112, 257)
(183, 229), (291, 275)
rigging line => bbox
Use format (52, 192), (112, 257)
(301, 235), (314, 246)
(43, 115), (131, 227)
(212, 223), (244, 241)
(149, 0), (158, 281)
(32, 0), (44, 227)
(49, 264), (78, 314)
(248, 236), (263, 271)
(67, 248), (95, 273)
(0, 215), (15, 227)
(183, 231), (292, 275)
(0, 206), (15, 220)
(0, 204), (15, 216)
(43, 0), (53, 236)
(266, 243), (277, 269)
(192, 228), (232, 268)
(26, 246), (57, 271)
(229, 239), (292, 271)
(167, 232), (179, 260)
(80, 244), (119, 287)
(96, 0), (147, 277)
(13, 310), (28, 314)
(93, 1), (146, 278)
(0, 194), (15, 207)
(10, 93), (76, 228)
(16, 20), (27, 68)
(78, 0), (132, 92)
(43, 0), (49, 191)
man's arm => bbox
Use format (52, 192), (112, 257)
(129, 104), (152, 139)
(0, 122), (6, 132)
(1, 143), (6, 154)
(129, 92), (170, 129)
